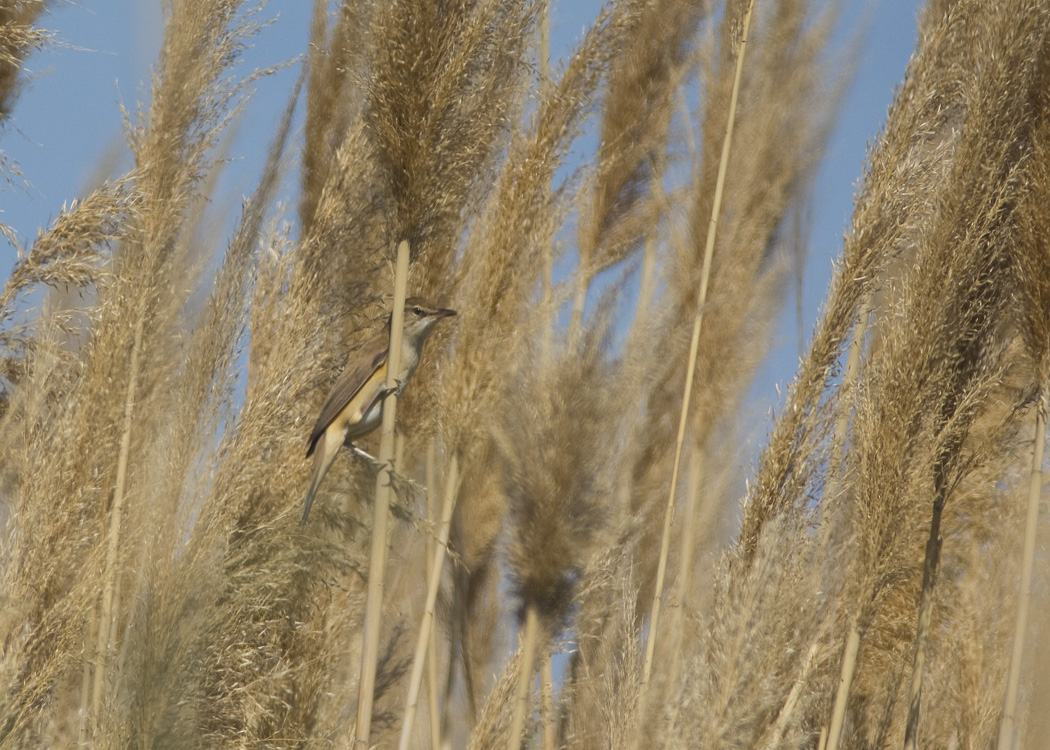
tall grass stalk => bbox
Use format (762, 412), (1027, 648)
(998, 398), (1046, 749)
(827, 294), (870, 493)
(399, 453), (460, 750)
(6, 1), (1050, 748)
(539, 0), (553, 367)
(672, 445), (704, 617)
(762, 639), (823, 750)
(424, 440), (443, 750)
(537, 13), (556, 748)
(356, 239), (411, 747)
(824, 620), (861, 750)
(642, 0), (755, 687)
(541, 657), (556, 750)
(903, 454), (951, 749)
(507, 605), (541, 750)
(89, 310), (144, 730)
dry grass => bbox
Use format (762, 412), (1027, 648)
(0, 0), (48, 186)
(2, 0), (1050, 748)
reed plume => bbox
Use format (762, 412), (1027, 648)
(2, 1), (1049, 748)
(0, 0), (47, 186)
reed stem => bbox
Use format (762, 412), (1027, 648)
(399, 454), (461, 750)
(508, 605), (541, 750)
(91, 310), (145, 731)
(825, 622), (861, 750)
(997, 396), (1046, 749)
(642, 0), (756, 687)
(356, 239), (411, 747)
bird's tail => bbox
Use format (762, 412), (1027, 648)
(301, 432), (338, 524)
(300, 479), (321, 526)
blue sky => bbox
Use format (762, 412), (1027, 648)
(0, 0), (920, 408)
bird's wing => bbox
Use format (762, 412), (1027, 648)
(307, 335), (388, 456)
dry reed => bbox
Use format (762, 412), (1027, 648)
(2, 1), (1049, 748)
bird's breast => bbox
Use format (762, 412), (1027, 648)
(342, 345), (422, 440)
(351, 397), (384, 437)
(340, 367), (388, 439)
(396, 344), (422, 383)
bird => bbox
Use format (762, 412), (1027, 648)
(300, 297), (456, 524)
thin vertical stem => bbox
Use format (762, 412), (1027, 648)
(631, 159), (666, 336)
(539, 3), (549, 94)
(823, 296), (871, 549)
(642, 0), (755, 687)
(903, 461), (950, 750)
(356, 240), (411, 747)
(673, 445), (705, 611)
(91, 311), (145, 729)
(568, 276), (587, 349)
(636, 237), (658, 328)
(541, 655), (556, 750)
(540, 1), (553, 365)
(819, 293), (873, 750)
(997, 396), (1046, 750)
(826, 623), (862, 750)
(78, 602), (99, 744)
(427, 622), (442, 750)
(399, 454), (461, 750)
(424, 442), (443, 750)
(633, 91), (678, 333)
(508, 606), (541, 750)
(762, 640), (822, 750)
(656, 446), (707, 750)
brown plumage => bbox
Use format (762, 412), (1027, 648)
(306, 333), (388, 458)
(301, 297), (455, 524)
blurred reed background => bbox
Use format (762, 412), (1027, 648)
(1, 0), (1048, 748)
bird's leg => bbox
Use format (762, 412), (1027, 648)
(346, 442), (380, 465)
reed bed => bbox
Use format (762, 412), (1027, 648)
(1, 0), (1048, 748)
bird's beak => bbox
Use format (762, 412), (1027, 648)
(433, 308), (457, 318)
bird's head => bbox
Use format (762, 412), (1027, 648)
(398, 296), (457, 343)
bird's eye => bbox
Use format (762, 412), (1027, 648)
(412, 307), (424, 316)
